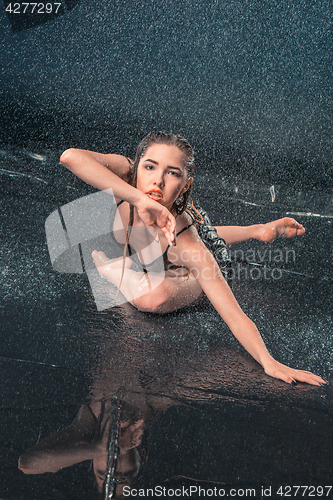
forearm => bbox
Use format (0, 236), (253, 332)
(196, 263), (325, 386)
(215, 225), (263, 246)
(204, 275), (273, 367)
(169, 236), (327, 385)
(226, 313), (273, 367)
(60, 149), (142, 206)
(173, 241), (272, 367)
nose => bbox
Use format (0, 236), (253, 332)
(153, 171), (164, 187)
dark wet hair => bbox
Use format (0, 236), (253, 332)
(129, 131), (195, 216)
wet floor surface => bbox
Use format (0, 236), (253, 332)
(1, 147), (333, 499)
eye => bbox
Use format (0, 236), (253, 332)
(145, 164), (154, 170)
(168, 170), (181, 177)
(96, 469), (106, 480)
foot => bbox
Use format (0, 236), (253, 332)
(259, 217), (305, 243)
(91, 250), (132, 279)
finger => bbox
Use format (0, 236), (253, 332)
(154, 209), (176, 246)
(266, 368), (297, 385)
(164, 215), (175, 232)
(128, 420), (144, 431)
(266, 367), (324, 386)
(294, 370), (327, 384)
(296, 376), (321, 386)
(169, 224), (176, 246)
(160, 227), (174, 247)
(164, 211), (176, 232)
(160, 220), (176, 246)
(291, 371), (324, 386)
(169, 216), (176, 245)
(132, 419), (144, 429)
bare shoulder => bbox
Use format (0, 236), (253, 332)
(174, 210), (202, 247)
(175, 210), (197, 233)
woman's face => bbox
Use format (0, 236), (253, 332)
(92, 420), (145, 493)
(136, 144), (192, 211)
(93, 453), (136, 494)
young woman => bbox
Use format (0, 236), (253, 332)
(60, 131), (325, 387)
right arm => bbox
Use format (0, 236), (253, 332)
(60, 149), (176, 245)
(60, 149), (140, 203)
(18, 443), (105, 474)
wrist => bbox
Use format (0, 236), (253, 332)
(259, 352), (276, 369)
(132, 191), (150, 209)
(250, 224), (264, 241)
(118, 185), (145, 208)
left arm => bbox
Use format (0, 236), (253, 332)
(215, 224), (263, 246)
(168, 230), (324, 386)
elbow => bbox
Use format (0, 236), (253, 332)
(18, 455), (37, 475)
(18, 454), (59, 475)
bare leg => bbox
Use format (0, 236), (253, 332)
(92, 250), (202, 313)
(92, 250), (146, 302)
(257, 217), (305, 243)
(138, 272), (203, 314)
(215, 217), (305, 246)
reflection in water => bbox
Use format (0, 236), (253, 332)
(18, 397), (150, 498)
(17, 299), (332, 499)
(17, 305), (176, 498)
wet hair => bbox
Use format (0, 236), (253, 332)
(128, 131), (195, 216)
(91, 425), (149, 499)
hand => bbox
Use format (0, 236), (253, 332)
(263, 358), (326, 386)
(135, 195), (176, 247)
(118, 419), (145, 450)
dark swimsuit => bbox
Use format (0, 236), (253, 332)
(114, 200), (195, 274)
(192, 205), (231, 279)
(114, 200), (230, 278)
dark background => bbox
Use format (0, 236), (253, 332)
(1, 1), (332, 499)
(1, 0), (332, 188)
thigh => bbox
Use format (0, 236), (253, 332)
(132, 272), (203, 314)
(162, 272), (203, 312)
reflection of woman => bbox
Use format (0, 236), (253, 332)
(60, 131), (325, 386)
(18, 400), (152, 497)
(18, 403), (106, 475)
(91, 401), (149, 497)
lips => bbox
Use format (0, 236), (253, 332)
(147, 189), (163, 201)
